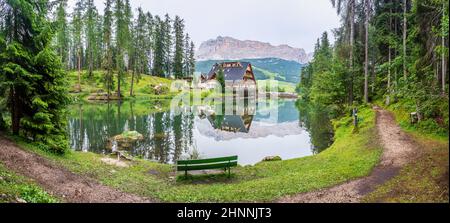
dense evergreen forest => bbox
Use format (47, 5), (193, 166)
(0, 0), (195, 153)
(298, 0), (449, 135)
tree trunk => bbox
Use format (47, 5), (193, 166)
(371, 55), (376, 94)
(394, 11), (398, 101)
(118, 70), (122, 99)
(442, 2), (446, 94)
(364, 0), (370, 103)
(77, 51), (81, 89)
(387, 47), (392, 106)
(130, 70), (135, 97)
(11, 88), (20, 135)
(386, 6), (394, 106)
(436, 61), (439, 82)
(403, 0), (407, 80)
(89, 50), (93, 78)
(349, 0), (355, 105)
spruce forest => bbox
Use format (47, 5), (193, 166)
(298, 0), (448, 136)
(0, 0), (195, 152)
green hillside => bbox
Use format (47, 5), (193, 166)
(195, 58), (305, 84)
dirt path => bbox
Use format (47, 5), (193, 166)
(0, 136), (154, 203)
(278, 107), (418, 203)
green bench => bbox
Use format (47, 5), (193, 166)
(176, 156), (238, 178)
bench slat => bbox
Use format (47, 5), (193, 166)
(177, 161), (238, 171)
(177, 156), (238, 165)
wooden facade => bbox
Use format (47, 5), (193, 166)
(201, 62), (257, 88)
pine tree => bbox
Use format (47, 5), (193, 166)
(441, 0), (448, 94)
(72, 0), (85, 91)
(135, 8), (148, 74)
(55, 0), (69, 70)
(183, 33), (190, 77)
(172, 15), (185, 79)
(85, 0), (98, 78)
(188, 41), (196, 77)
(114, 0), (126, 98)
(146, 12), (155, 73)
(163, 14), (173, 77)
(124, 0), (133, 70)
(95, 14), (104, 69)
(364, 0), (372, 102)
(152, 16), (165, 77)
(0, 0), (70, 153)
(102, 0), (114, 99)
(130, 7), (147, 96)
(403, 0), (408, 80)
(129, 17), (137, 97)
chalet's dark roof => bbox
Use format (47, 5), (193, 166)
(207, 115), (253, 133)
(206, 62), (251, 81)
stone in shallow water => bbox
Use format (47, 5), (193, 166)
(154, 133), (167, 139)
(109, 131), (144, 150)
(117, 131), (144, 140)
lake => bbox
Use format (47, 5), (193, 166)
(67, 99), (333, 165)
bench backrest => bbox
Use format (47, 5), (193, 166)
(177, 156), (238, 171)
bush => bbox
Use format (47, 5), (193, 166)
(33, 134), (69, 155)
(416, 119), (448, 136)
(19, 185), (58, 203)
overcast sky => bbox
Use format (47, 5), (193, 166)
(67, 0), (340, 53)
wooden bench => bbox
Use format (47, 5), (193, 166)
(176, 156), (238, 178)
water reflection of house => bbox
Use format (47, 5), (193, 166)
(200, 62), (257, 92)
(206, 115), (254, 133)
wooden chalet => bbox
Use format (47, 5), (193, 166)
(201, 62), (257, 90)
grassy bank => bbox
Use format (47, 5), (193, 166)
(364, 101), (449, 203)
(0, 164), (58, 203)
(12, 106), (381, 202)
(68, 70), (178, 102)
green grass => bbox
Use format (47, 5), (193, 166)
(252, 66), (286, 81)
(257, 80), (297, 93)
(13, 106), (382, 202)
(68, 70), (177, 102)
(0, 164), (58, 203)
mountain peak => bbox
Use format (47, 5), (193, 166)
(197, 36), (312, 64)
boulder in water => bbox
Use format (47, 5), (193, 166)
(109, 131), (144, 150)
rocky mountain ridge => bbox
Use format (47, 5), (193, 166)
(196, 36), (312, 64)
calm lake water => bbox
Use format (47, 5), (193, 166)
(67, 99), (333, 165)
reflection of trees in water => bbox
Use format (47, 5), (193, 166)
(296, 100), (334, 154)
(133, 110), (195, 163)
(67, 101), (196, 163)
(69, 102), (121, 153)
